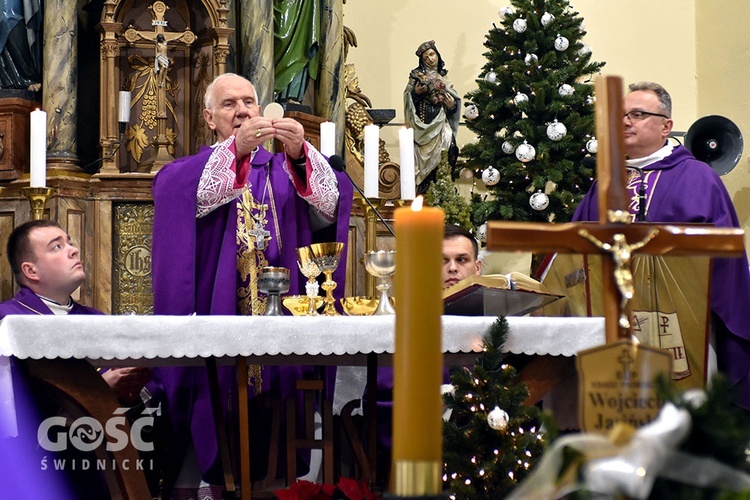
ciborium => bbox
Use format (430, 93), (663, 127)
(309, 242), (345, 316)
(258, 267), (290, 315)
(296, 246), (323, 316)
(364, 250), (396, 315)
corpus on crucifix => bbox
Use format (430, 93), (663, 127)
(124, 1), (195, 171)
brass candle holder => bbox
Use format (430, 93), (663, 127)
(309, 242), (345, 316)
(21, 187), (54, 220)
(353, 194), (389, 298)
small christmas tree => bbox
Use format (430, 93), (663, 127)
(460, 0), (605, 224)
(425, 150), (473, 230)
(443, 317), (546, 498)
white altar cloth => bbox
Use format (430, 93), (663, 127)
(0, 315), (605, 435)
(0, 315), (605, 362)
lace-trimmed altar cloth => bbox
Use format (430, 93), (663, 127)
(0, 314), (605, 435)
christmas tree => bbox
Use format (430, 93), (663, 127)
(443, 317), (546, 498)
(460, 0), (605, 224)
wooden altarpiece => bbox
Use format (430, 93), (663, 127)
(97, 0), (231, 175)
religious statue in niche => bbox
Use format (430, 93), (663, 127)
(404, 40), (460, 194)
(274, 0), (321, 107)
(0, 0), (41, 91)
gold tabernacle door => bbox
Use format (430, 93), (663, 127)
(443, 273), (563, 316)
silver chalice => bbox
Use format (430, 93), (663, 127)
(364, 250), (396, 315)
(258, 267), (290, 315)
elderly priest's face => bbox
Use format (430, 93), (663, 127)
(442, 236), (481, 289)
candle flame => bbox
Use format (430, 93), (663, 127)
(411, 195), (424, 211)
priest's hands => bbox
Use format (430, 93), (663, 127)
(234, 117), (275, 159)
(234, 117), (305, 160)
(101, 367), (153, 404)
(273, 118), (305, 159)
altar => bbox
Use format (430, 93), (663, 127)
(0, 314), (605, 364)
(0, 314), (604, 497)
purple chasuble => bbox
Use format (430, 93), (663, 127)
(0, 286), (103, 318)
(151, 145), (353, 485)
(0, 287), (103, 498)
(573, 144), (750, 409)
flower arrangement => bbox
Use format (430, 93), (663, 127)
(274, 478), (380, 500)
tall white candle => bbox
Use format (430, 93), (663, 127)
(364, 124), (379, 198)
(30, 109), (47, 188)
(319, 121), (335, 157)
(118, 91), (131, 123)
(399, 127), (416, 200)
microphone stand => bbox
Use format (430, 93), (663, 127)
(343, 179), (396, 237)
(329, 155), (396, 237)
(81, 121), (128, 172)
(329, 154), (398, 296)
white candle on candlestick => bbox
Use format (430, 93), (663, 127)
(364, 124), (379, 198)
(30, 109), (47, 188)
(399, 127), (416, 200)
(118, 91), (131, 123)
(319, 121), (335, 157)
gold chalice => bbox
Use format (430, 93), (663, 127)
(309, 242), (345, 316)
(257, 267), (290, 315)
(296, 246), (323, 316)
(364, 250), (396, 315)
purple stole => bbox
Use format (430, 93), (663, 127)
(626, 169), (662, 221)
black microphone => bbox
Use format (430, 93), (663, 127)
(329, 155), (396, 237)
(626, 166), (647, 222)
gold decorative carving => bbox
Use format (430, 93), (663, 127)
(213, 47), (230, 64)
(101, 40), (118, 59)
(113, 203), (154, 315)
(191, 52), (213, 149)
(98, 0), (232, 174)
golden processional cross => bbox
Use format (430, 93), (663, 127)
(486, 77), (745, 428)
(124, 1), (195, 172)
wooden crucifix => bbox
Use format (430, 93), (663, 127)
(124, 1), (195, 172)
(486, 75), (745, 344)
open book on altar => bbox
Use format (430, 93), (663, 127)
(443, 273), (563, 317)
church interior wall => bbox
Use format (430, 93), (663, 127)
(695, 0), (750, 252)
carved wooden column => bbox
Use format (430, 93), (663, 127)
(237, 1), (273, 104)
(43, 0), (79, 170)
(212, 2), (232, 78)
(317, 0), (346, 153)
(96, 1), (125, 175)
